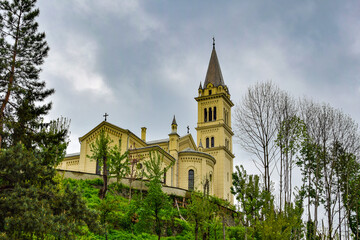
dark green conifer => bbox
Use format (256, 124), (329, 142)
(0, 0), (52, 148)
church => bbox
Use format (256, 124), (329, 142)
(58, 43), (235, 203)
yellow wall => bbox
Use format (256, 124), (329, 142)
(178, 151), (215, 194)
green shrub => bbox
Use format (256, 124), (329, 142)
(227, 225), (254, 240)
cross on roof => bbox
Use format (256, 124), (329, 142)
(187, 126), (190, 134)
(103, 113), (109, 121)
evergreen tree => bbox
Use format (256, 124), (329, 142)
(0, 0), (52, 148)
(0, 143), (100, 239)
(0, 1), (102, 237)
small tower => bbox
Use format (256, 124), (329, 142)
(195, 41), (234, 203)
(169, 115), (180, 187)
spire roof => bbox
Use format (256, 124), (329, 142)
(172, 115), (177, 125)
(203, 43), (225, 88)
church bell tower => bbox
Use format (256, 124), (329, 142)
(195, 41), (234, 203)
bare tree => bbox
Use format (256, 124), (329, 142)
(234, 81), (279, 192)
(275, 91), (301, 210)
(299, 98), (360, 239)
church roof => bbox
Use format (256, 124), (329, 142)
(146, 138), (169, 144)
(179, 148), (216, 163)
(65, 152), (80, 157)
(203, 45), (225, 88)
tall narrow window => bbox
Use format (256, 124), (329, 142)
(206, 137), (209, 148)
(214, 107), (217, 120)
(209, 108), (212, 121)
(96, 160), (101, 175)
(211, 137), (214, 147)
(188, 170), (194, 190)
(209, 90), (212, 95)
(163, 168), (167, 184)
(223, 108), (226, 123)
(204, 108), (207, 122)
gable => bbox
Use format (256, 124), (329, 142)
(179, 134), (197, 151)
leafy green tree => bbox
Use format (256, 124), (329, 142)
(109, 139), (130, 184)
(347, 175), (360, 239)
(143, 150), (173, 182)
(134, 151), (174, 239)
(187, 191), (216, 240)
(139, 178), (172, 240)
(297, 138), (323, 239)
(88, 129), (129, 199)
(231, 165), (267, 226)
(256, 197), (303, 240)
(0, 0), (53, 148)
(276, 115), (306, 208)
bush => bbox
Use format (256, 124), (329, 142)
(227, 225), (254, 240)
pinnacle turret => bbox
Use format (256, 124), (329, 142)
(172, 115), (177, 126)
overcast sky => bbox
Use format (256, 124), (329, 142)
(37, 0), (360, 177)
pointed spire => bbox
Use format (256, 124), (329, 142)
(172, 115), (177, 126)
(204, 39), (225, 88)
(198, 81), (202, 89)
(199, 139), (203, 148)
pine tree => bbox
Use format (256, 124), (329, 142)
(0, 0), (52, 148)
(0, 1), (101, 237)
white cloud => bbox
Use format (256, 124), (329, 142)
(45, 33), (114, 100)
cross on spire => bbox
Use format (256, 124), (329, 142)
(212, 36), (215, 48)
(103, 113), (109, 121)
(187, 126), (190, 134)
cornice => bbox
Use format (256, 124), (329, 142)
(202, 146), (235, 159)
(195, 122), (234, 136)
(195, 93), (234, 107)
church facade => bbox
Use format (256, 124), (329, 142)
(58, 44), (235, 203)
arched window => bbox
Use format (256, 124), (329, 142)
(214, 107), (217, 120)
(204, 108), (207, 122)
(188, 170), (194, 190)
(206, 137), (209, 148)
(209, 108), (212, 121)
(211, 137), (214, 147)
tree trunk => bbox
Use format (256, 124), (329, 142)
(338, 183), (342, 240)
(222, 215), (226, 240)
(307, 159), (311, 223)
(279, 148), (283, 212)
(0, 12), (22, 149)
(195, 220), (198, 240)
(101, 156), (108, 199)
